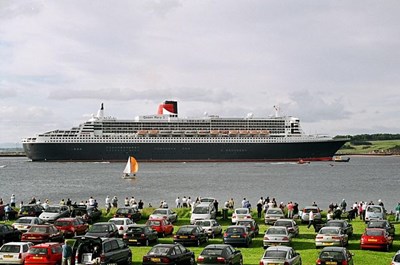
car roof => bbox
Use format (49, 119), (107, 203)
(2, 242), (32, 246)
(32, 243), (62, 248)
(93, 222), (113, 225)
(320, 246), (347, 251)
(264, 245), (293, 251)
(56, 217), (79, 221)
(327, 220), (346, 223)
(268, 226), (287, 230)
(204, 244), (232, 249)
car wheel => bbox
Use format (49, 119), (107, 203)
(74, 231), (78, 237)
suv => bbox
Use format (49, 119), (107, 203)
(73, 236), (132, 265)
(190, 202), (217, 224)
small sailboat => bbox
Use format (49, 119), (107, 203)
(122, 156), (138, 179)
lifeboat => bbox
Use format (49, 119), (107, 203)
(210, 130), (220, 136)
(229, 130), (239, 136)
(239, 130), (249, 136)
(184, 130), (197, 136)
(198, 130), (210, 136)
(137, 130), (148, 136)
(259, 130), (270, 136)
(148, 130), (159, 136)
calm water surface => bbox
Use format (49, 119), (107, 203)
(0, 156), (399, 211)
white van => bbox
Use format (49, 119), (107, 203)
(365, 205), (385, 223)
(190, 202), (217, 224)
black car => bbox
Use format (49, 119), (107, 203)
(72, 205), (102, 224)
(197, 244), (243, 265)
(18, 204), (44, 217)
(114, 207), (142, 222)
(367, 220), (395, 237)
(325, 220), (353, 237)
(123, 225), (158, 246)
(85, 222), (119, 238)
(73, 236), (132, 265)
(0, 224), (22, 245)
(236, 219), (259, 237)
(142, 243), (195, 265)
(223, 225), (252, 247)
(316, 247), (354, 265)
(173, 225), (208, 246)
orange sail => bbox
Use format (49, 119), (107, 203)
(123, 156), (138, 175)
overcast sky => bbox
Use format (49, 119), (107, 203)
(1, 1), (399, 145)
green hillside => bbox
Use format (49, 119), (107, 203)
(338, 140), (400, 155)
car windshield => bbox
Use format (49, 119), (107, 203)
(236, 209), (248, 214)
(153, 210), (167, 215)
(15, 218), (32, 224)
(54, 221), (72, 227)
(148, 246), (170, 255)
(90, 225), (109, 232)
(201, 248), (223, 256)
(365, 230), (384, 236)
(178, 227), (195, 233)
(0, 244), (21, 253)
(28, 248), (48, 255)
(327, 222), (343, 227)
(264, 250), (287, 259)
(267, 209), (282, 214)
(128, 227), (144, 233)
(193, 207), (208, 214)
(226, 227), (244, 234)
(305, 208), (319, 213)
(267, 228), (286, 235)
(147, 221), (161, 226)
(196, 221), (211, 226)
(29, 226), (49, 233)
(319, 228), (340, 235)
(319, 251), (344, 261)
(20, 206), (34, 212)
(110, 220), (124, 225)
(367, 206), (382, 213)
(368, 221), (385, 228)
(45, 207), (60, 213)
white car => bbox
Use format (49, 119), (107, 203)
(0, 242), (34, 265)
(194, 219), (222, 238)
(12, 217), (44, 233)
(231, 208), (252, 224)
(108, 217), (136, 236)
(392, 250), (400, 265)
(149, 208), (178, 223)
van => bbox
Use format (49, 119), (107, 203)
(365, 205), (385, 223)
(190, 202), (216, 224)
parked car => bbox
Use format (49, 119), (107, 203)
(0, 242), (34, 265)
(21, 224), (63, 244)
(114, 207), (141, 222)
(85, 222), (118, 238)
(54, 217), (89, 238)
(259, 245), (302, 265)
(315, 227), (348, 248)
(73, 236), (132, 265)
(25, 243), (62, 265)
(264, 208), (284, 225)
(364, 205), (385, 223)
(145, 219), (174, 237)
(149, 208), (178, 223)
(173, 225), (208, 246)
(263, 226), (292, 248)
(197, 244), (243, 265)
(324, 220), (353, 237)
(316, 247), (354, 265)
(12, 217), (45, 233)
(109, 217), (136, 237)
(274, 219), (299, 237)
(236, 219), (259, 237)
(190, 202), (217, 224)
(142, 243), (195, 265)
(360, 228), (393, 251)
(391, 250), (400, 265)
(231, 208), (252, 224)
(300, 206), (322, 224)
(18, 204), (44, 218)
(0, 224), (22, 245)
(367, 220), (395, 237)
(123, 225), (158, 246)
(223, 225), (252, 247)
(38, 205), (70, 223)
(195, 219), (223, 238)
(200, 197), (216, 203)
(72, 205), (102, 224)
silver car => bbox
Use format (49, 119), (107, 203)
(195, 219), (222, 238)
(315, 227), (348, 248)
(263, 226), (292, 248)
(149, 208), (178, 223)
(274, 219), (299, 237)
(300, 206), (321, 223)
(264, 208), (284, 225)
(259, 245), (302, 265)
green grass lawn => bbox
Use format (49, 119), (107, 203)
(3, 207), (398, 264)
(338, 140), (400, 155)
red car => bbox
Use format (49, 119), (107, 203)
(145, 218), (174, 237)
(360, 228), (393, 251)
(21, 224), (64, 244)
(25, 243), (62, 265)
(54, 217), (89, 238)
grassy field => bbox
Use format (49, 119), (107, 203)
(2, 207), (399, 264)
(338, 140), (400, 155)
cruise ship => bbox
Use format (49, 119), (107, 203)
(22, 101), (348, 162)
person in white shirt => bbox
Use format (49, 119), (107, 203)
(175, 197), (181, 208)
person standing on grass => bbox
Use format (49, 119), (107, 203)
(307, 210), (314, 229)
(256, 197), (263, 218)
(62, 242), (72, 265)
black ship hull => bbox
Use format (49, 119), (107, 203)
(23, 139), (347, 162)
